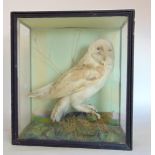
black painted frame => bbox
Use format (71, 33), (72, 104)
(11, 10), (134, 150)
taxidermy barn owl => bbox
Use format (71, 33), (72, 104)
(29, 39), (114, 122)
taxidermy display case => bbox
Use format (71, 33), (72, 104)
(11, 10), (134, 150)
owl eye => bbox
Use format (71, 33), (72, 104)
(97, 47), (104, 51)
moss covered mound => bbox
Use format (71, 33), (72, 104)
(19, 112), (125, 143)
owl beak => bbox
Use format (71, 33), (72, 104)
(98, 51), (102, 55)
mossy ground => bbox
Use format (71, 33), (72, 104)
(19, 112), (125, 143)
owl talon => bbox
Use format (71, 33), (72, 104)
(95, 113), (101, 119)
(87, 104), (97, 112)
(90, 111), (100, 119)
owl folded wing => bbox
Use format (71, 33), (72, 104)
(50, 66), (102, 99)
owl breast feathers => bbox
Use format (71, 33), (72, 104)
(29, 39), (114, 122)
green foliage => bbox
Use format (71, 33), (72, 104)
(86, 113), (98, 122)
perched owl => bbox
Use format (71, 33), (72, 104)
(29, 39), (114, 122)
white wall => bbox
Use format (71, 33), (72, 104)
(3, 0), (150, 155)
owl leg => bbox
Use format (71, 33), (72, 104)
(71, 102), (100, 119)
(50, 97), (70, 122)
(87, 104), (97, 112)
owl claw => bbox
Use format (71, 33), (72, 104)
(87, 104), (97, 112)
(95, 113), (101, 119)
(87, 104), (100, 119)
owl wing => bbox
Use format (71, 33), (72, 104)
(50, 65), (103, 98)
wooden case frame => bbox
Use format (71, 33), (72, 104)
(11, 10), (134, 150)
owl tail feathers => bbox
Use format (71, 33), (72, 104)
(28, 82), (53, 99)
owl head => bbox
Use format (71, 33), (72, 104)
(88, 39), (114, 65)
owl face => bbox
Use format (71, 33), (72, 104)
(88, 39), (114, 65)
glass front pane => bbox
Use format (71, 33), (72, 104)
(17, 16), (128, 144)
